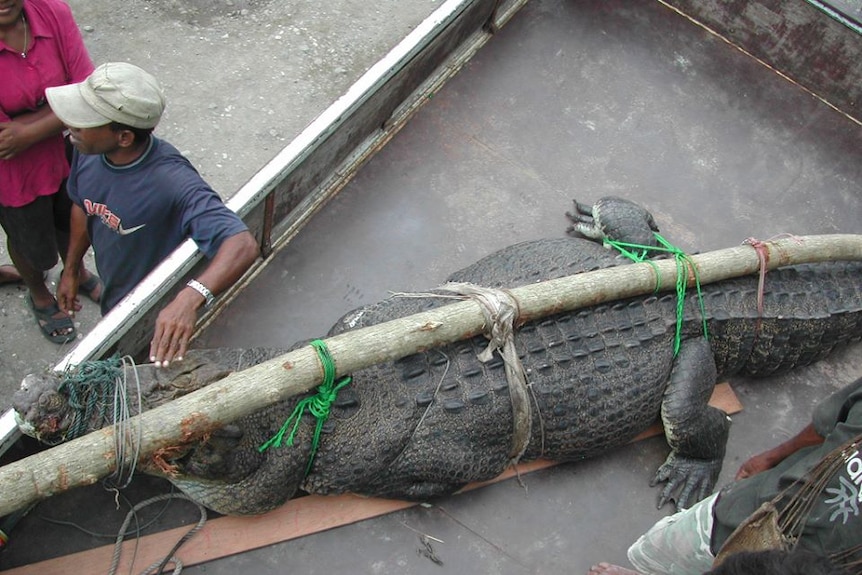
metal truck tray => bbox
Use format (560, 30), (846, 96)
(0, 0), (860, 572)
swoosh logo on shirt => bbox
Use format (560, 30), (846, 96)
(117, 223), (147, 236)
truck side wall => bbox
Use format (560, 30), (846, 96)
(664, 0), (861, 121)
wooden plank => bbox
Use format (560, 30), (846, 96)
(4, 383), (741, 575)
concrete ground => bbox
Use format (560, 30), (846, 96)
(1, 0), (861, 573)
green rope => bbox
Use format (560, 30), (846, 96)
(258, 339), (352, 476)
(58, 356), (125, 440)
(604, 233), (709, 356)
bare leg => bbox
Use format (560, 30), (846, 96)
(7, 240), (74, 339)
(0, 264), (21, 284)
(587, 563), (641, 575)
(55, 227), (101, 302)
(9, 242), (54, 308)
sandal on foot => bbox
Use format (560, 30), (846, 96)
(79, 273), (103, 303)
(0, 264), (22, 286)
(28, 295), (77, 344)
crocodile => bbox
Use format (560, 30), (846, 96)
(12, 197), (862, 516)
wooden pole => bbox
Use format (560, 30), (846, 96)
(0, 234), (860, 516)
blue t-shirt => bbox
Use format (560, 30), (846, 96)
(67, 136), (248, 314)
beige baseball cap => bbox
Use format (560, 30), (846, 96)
(46, 62), (165, 129)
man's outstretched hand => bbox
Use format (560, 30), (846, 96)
(56, 268), (83, 316)
(150, 289), (201, 367)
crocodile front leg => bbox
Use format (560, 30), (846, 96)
(652, 337), (731, 510)
(565, 196), (660, 247)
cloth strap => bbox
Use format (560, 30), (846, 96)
(437, 282), (538, 463)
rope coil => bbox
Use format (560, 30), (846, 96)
(59, 356), (144, 488)
(59, 356), (124, 442)
(106, 492), (207, 575)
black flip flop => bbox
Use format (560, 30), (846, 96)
(78, 273), (103, 303)
(28, 295), (77, 344)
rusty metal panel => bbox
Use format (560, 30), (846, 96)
(662, 0), (862, 122)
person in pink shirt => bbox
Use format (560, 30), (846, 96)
(0, 0), (101, 343)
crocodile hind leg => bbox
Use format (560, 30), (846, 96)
(651, 337), (731, 510)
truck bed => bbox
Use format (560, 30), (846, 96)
(1, 0), (860, 572)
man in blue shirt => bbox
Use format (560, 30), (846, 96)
(46, 62), (259, 367)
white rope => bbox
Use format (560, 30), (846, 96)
(107, 356), (144, 489)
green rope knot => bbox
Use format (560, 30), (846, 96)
(604, 233), (709, 357)
(258, 339), (352, 476)
(59, 355), (125, 440)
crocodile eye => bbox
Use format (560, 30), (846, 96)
(38, 391), (64, 413)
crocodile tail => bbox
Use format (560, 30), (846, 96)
(719, 261), (862, 377)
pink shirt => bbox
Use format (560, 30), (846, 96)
(0, 0), (93, 207)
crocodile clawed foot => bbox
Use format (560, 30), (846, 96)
(565, 199), (600, 238)
(565, 196), (660, 248)
(650, 452), (722, 510)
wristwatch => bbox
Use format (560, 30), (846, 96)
(186, 279), (215, 309)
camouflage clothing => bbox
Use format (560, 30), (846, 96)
(625, 378), (862, 574)
(627, 493), (718, 575)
